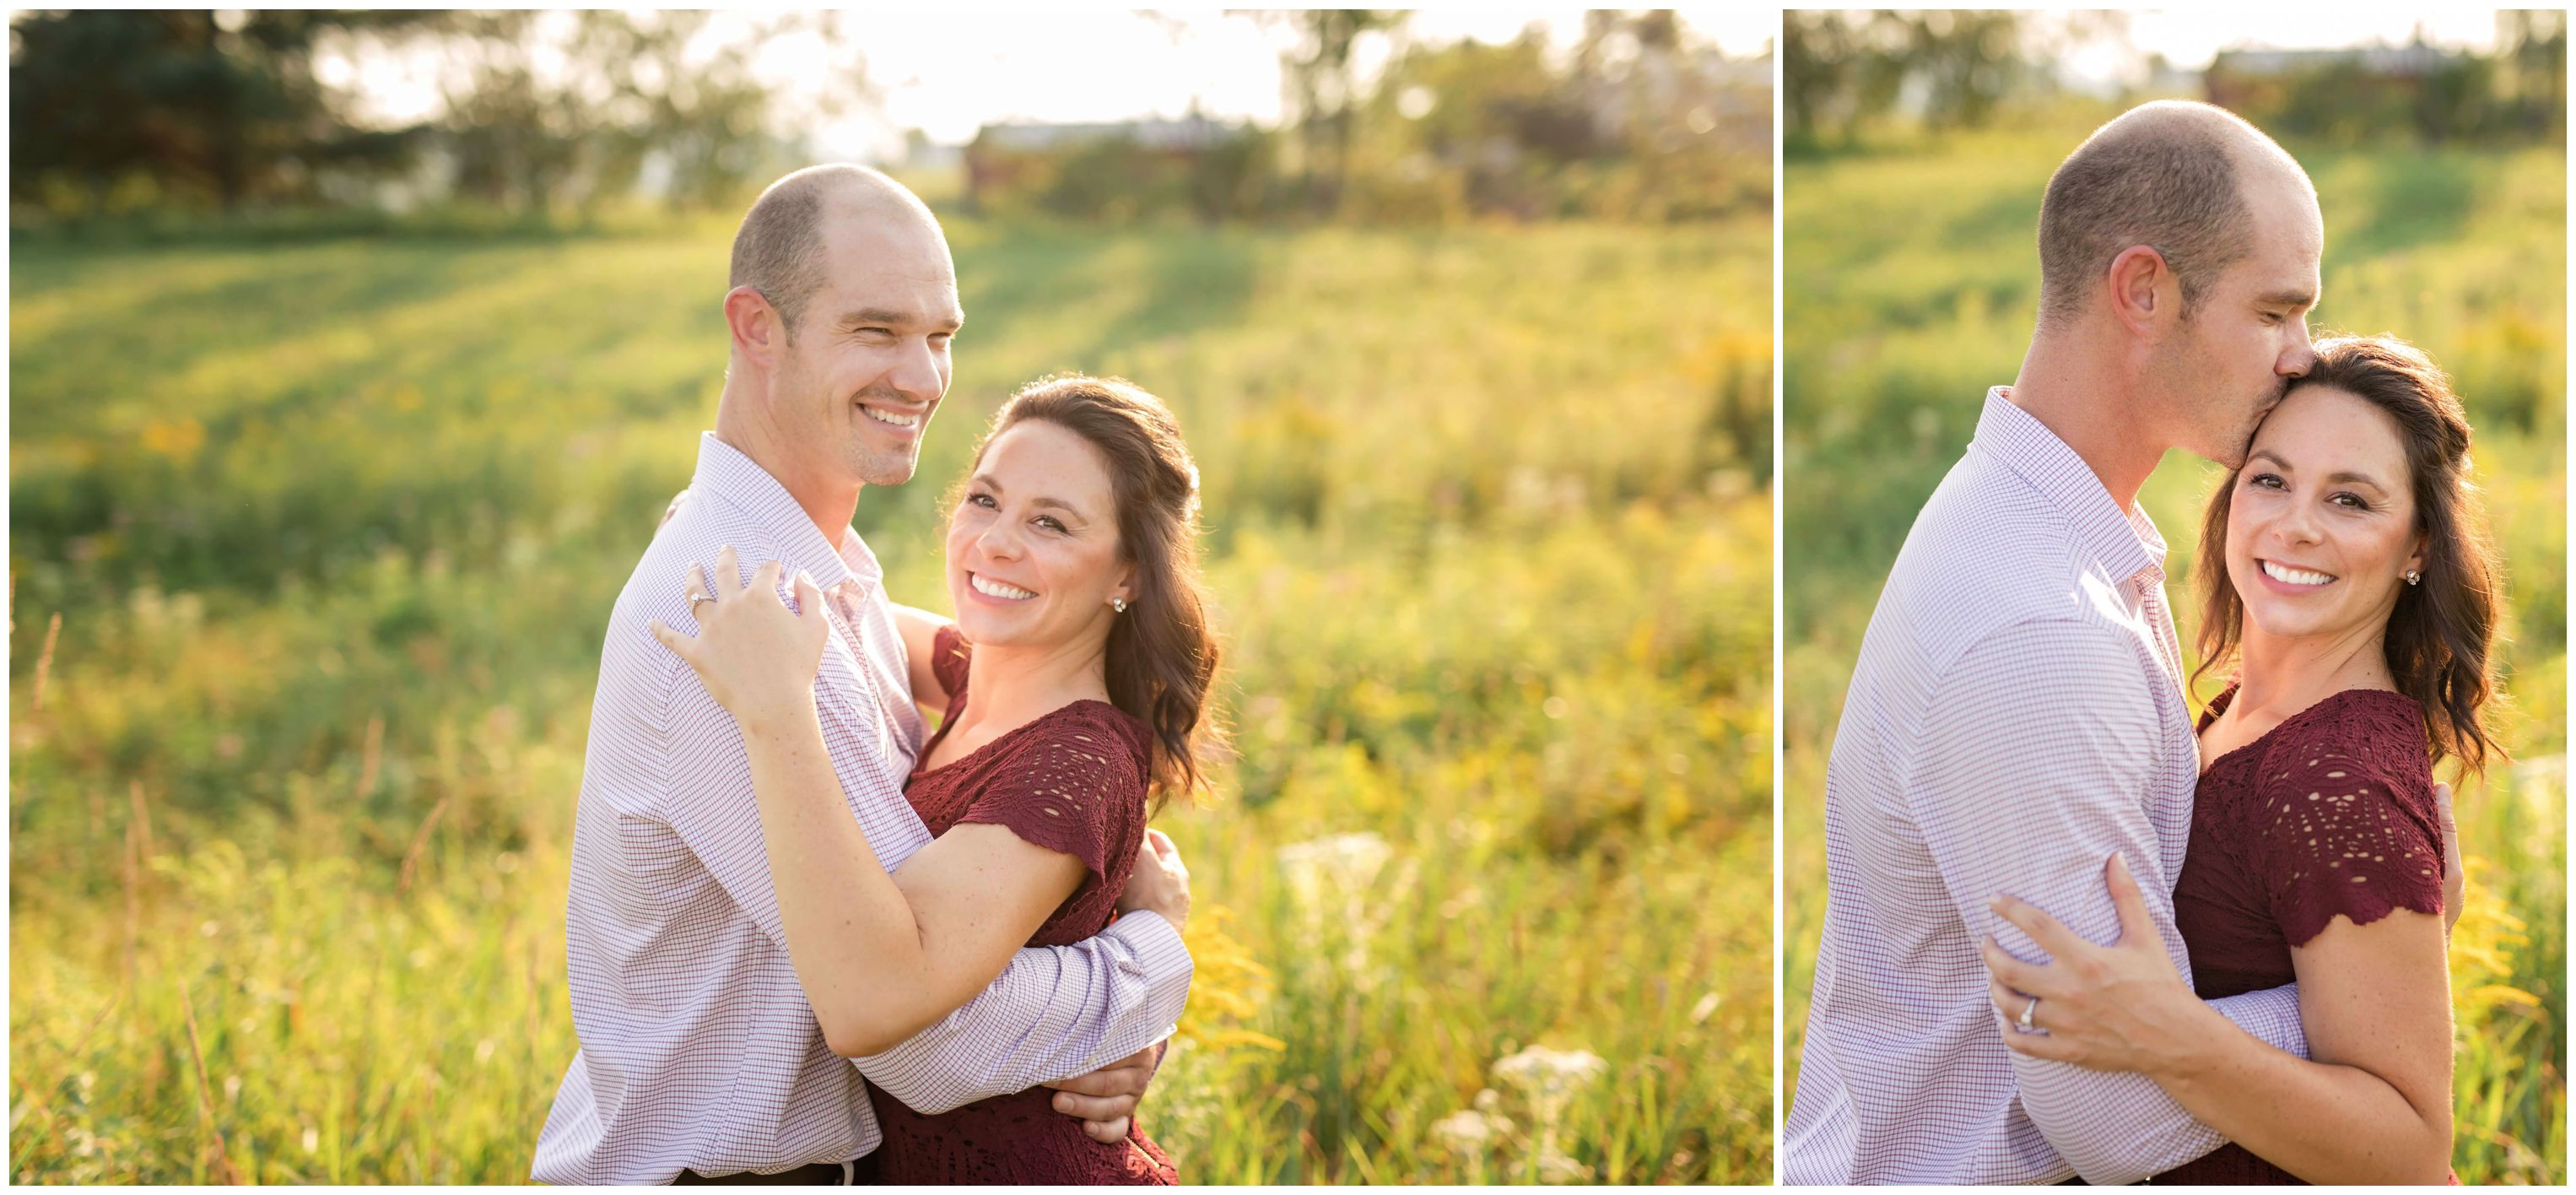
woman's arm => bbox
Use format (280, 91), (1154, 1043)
(651, 550), (1186, 1057)
(739, 708), (1091, 1056)
(889, 602), (954, 720)
(1984, 853), (2454, 1184)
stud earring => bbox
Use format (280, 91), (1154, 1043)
(2405, 570), (2422, 586)
(1112, 597), (1128, 613)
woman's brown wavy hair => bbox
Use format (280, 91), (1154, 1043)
(2192, 334), (2505, 780)
(960, 374), (1225, 808)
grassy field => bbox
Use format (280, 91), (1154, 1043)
(1783, 125), (2567, 1183)
(7, 213), (1773, 1183)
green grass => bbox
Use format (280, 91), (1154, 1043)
(7, 215), (1773, 1182)
(1783, 125), (2566, 1183)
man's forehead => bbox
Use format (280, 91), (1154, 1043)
(810, 215), (961, 322)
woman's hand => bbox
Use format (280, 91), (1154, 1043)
(2433, 781), (2464, 935)
(1115, 829), (1191, 930)
(1978, 852), (2221, 1079)
(648, 545), (831, 729)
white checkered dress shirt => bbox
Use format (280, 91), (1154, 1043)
(1785, 390), (2309, 1185)
(534, 433), (1192, 1184)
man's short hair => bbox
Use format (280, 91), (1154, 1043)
(2036, 103), (2287, 327)
(729, 164), (916, 343)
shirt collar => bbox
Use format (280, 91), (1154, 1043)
(688, 432), (883, 592)
(1972, 387), (2166, 590)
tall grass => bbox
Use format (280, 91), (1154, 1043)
(8, 216), (1772, 1182)
(1782, 125), (2566, 1183)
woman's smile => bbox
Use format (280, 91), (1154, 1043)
(2254, 558), (2337, 590)
(967, 571), (1039, 602)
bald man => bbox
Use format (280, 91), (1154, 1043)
(535, 166), (1193, 1185)
(1785, 103), (2326, 1184)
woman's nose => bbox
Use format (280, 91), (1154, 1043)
(976, 519), (1022, 559)
(2273, 501), (2322, 544)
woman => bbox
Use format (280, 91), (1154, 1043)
(650, 375), (1223, 1183)
(1979, 336), (2500, 1184)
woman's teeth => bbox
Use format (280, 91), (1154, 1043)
(862, 406), (919, 428)
(2261, 560), (2336, 587)
(971, 574), (1036, 600)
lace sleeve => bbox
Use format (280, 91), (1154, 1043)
(2257, 706), (2446, 948)
(956, 715), (1144, 890)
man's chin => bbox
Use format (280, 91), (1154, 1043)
(855, 454), (921, 489)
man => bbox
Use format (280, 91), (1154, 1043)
(535, 165), (1192, 1185)
(1785, 101), (2329, 1184)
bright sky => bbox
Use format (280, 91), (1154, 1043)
(321, 9), (1777, 161)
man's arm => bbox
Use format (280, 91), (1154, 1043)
(853, 911), (1191, 1115)
(1909, 617), (2307, 1185)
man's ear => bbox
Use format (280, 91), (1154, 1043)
(2103, 245), (2180, 342)
(723, 286), (785, 374)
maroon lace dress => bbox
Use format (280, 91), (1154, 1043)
(2155, 684), (2449, 1186)
(863, 625), (1178, 1184)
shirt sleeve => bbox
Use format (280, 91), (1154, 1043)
(1909, 616), (2309, 1186)
(852, 909), (1193, 1113)
(2255, 720), (2447, 947)
(955, 727), (1136, 893)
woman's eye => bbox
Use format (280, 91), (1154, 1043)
(2331, 492), (2369, 511)
(1035, 516), (1067, 533)
(2248, 473), (2285, 489)
(966, 493), (996, 509)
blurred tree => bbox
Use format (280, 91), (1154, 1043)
(1258, 9), (1410, 216)
(1782, 11), (1912, 149)
(2499, 10), (2568, 135)
(427, 11), (588, 211)
(10, 9), (429, 214)
(1790, 9), (2555, 151)
(1347, 12), (1767, 222)
(1784, 10), (2123, 148)
(12, 9), (862, 220)
(424, 10), (831, 214)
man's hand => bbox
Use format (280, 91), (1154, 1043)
(2434, 781), (2464, 934)
(1115, 829), (1191, 930)
(1979, 852), (2219, 1080)
(1040, 1041), (1168, 1143)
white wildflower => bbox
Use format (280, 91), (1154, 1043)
(1493, 1046), (1608, 1100)
(1276, 831), (1401, 981)
(1429, 1109), (1504, 1156)
(1493, 1046), (1606, 1184)
(1536, 1149), (1594, 1183)
(1276, 832), (1392, 907)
